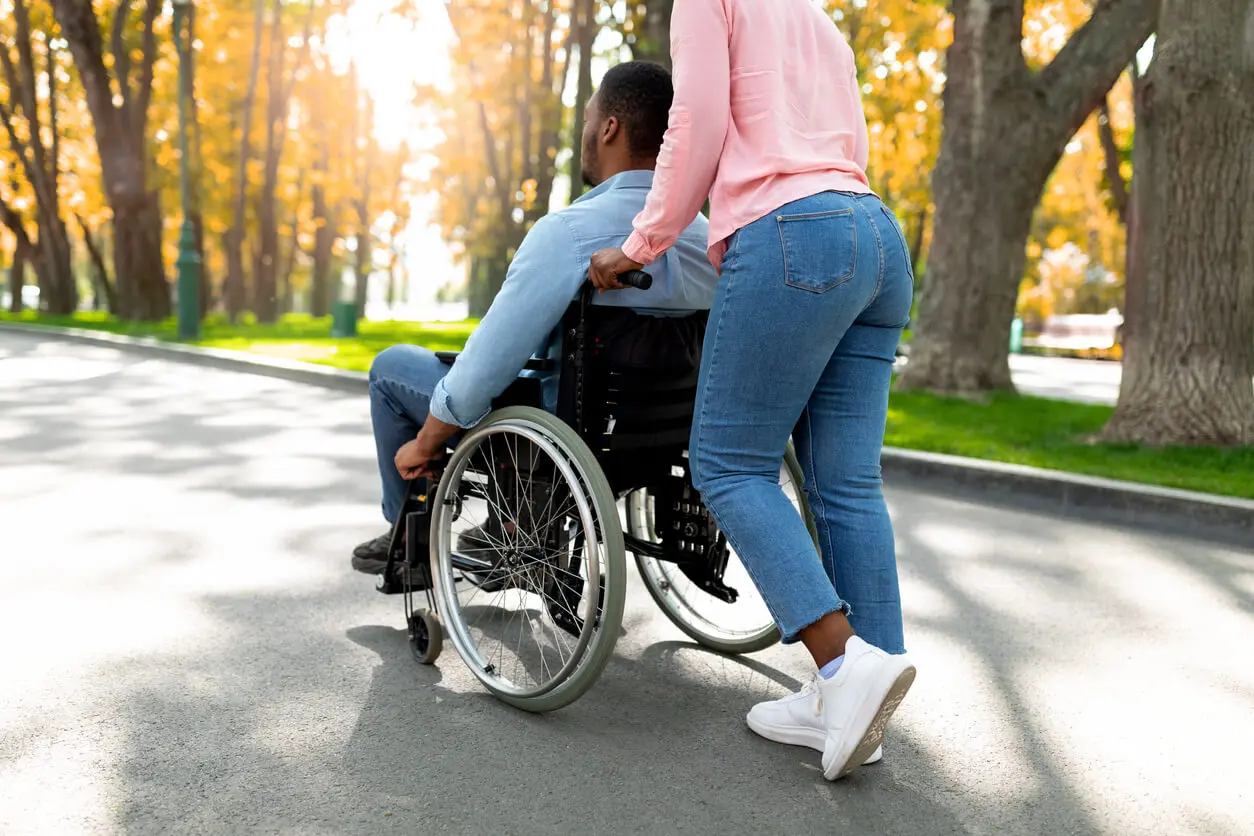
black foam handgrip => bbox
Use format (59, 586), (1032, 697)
(618, 269), (653, 290)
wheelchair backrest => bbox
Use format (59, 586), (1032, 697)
(555, 294), (707, 465)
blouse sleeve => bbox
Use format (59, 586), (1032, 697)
(621, 0), (731, 266)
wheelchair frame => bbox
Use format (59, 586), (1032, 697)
(372, 282), (811, 708)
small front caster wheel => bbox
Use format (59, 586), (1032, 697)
(408, 610), (443, 665)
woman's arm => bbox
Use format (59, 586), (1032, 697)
(621, 0), (731, 266)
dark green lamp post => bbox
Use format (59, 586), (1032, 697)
(172, 0), (200, 340)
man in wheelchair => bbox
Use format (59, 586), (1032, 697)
(351, 61), (718, 583)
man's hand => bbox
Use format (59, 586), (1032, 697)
(588, 248), (643, 292)
(394, 433), (445, 481)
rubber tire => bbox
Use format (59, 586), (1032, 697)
(431, 406), (626, 713)
(632, 442), (816, 655)
(409, 610), (443, 665)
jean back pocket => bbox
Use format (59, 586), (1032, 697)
(778, 208), (858, 294)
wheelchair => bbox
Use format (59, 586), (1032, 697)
(375, 273), (817, 712)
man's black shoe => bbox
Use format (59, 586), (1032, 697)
(351, 532), (395, 575)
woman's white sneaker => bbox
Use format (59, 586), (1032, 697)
(747, 677), (884, 765)
(816, 636), (915, 780)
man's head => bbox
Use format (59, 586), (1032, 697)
(580, 61), (673, 188)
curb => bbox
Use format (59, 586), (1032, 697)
(6, 321), (1251, 540)
(0, 320), (369, 394)
(880, 447), (1253, 541)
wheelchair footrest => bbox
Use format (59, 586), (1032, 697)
(675, 562), (739, 604)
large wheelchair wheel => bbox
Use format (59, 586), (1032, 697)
(429, 406), (626, 713)
(629, 443), (816, 655)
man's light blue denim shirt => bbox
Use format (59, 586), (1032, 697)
(429, 169), (719, 427)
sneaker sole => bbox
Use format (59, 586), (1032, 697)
(745, 715), (883, 765)
(823, 664), (915, 781)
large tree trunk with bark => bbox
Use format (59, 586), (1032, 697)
(51, 0), (168, 321)
(898, 0), (1158, 395)
(112, 190), (168, 320)
(1101, 0), (1254, 446)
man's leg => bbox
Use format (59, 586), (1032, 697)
(353, 345), (450, 575)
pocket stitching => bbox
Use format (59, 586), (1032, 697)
(778, 208), (857, 293)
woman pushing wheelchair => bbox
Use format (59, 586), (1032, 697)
(589, 0), (917, 781)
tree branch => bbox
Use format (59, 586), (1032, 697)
(11, 0), (50, 188)
(0, 194), (35, 248)
(1036, 0), (1158, 142)
(133, 0), (162, 142)
(110, 0), (134, 127)
(0, 97), (48, 210)
(1097, 97), (1128, 223)
(48, 39), (60, 207)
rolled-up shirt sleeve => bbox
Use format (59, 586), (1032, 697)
(429, 214), (583, 428)
(621, 0), (730, 266)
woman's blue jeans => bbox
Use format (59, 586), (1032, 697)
(689, 191), (913, 652)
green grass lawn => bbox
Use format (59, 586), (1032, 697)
(0, 310), (476, 373)
(6, 311), (1252, 499)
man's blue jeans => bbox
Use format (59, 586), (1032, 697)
(369, 345), (450, 525)
(689, 191), (913, 652)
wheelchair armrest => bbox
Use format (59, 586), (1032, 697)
(434, 350), (553, 372)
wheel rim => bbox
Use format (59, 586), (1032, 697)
(631, 459), (807, 648)
(431, 419), (611, 699)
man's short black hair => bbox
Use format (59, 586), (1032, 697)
(597, 61), (673, 158)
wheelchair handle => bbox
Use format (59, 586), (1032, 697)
(618, 269), (653, 290)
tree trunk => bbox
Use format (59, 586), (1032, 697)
(528, 0), (567, 222)
(2, 196), (36, 313)
(8, 239), (27, 313)
(0, 0), (76, 313)
(76, 213), (117, 313)
(51, 0), (168, 321)
(279, 166), (305, 315)
(908, 207), (928, 282)
(351, 92), (377, 319)
(1101, 0), (1254, 446)
(567, 0), (597, 202)
(632, 0), (672, 69)
(311, 174), (335, 318)
(898, 0), (1158, 395)
(353, 226), (371, 315)
(113, 191), (168, 321)
(226, 0), (268, 320)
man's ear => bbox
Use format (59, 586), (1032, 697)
(601, 116), (621, 145)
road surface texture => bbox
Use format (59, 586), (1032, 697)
(2, 330), (1251, 835)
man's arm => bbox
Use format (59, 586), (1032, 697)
(427, 213), (584, 431)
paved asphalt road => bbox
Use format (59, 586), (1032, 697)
(2, 330), (1251, 835)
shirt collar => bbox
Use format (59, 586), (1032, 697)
(572, 169), (655, 205)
